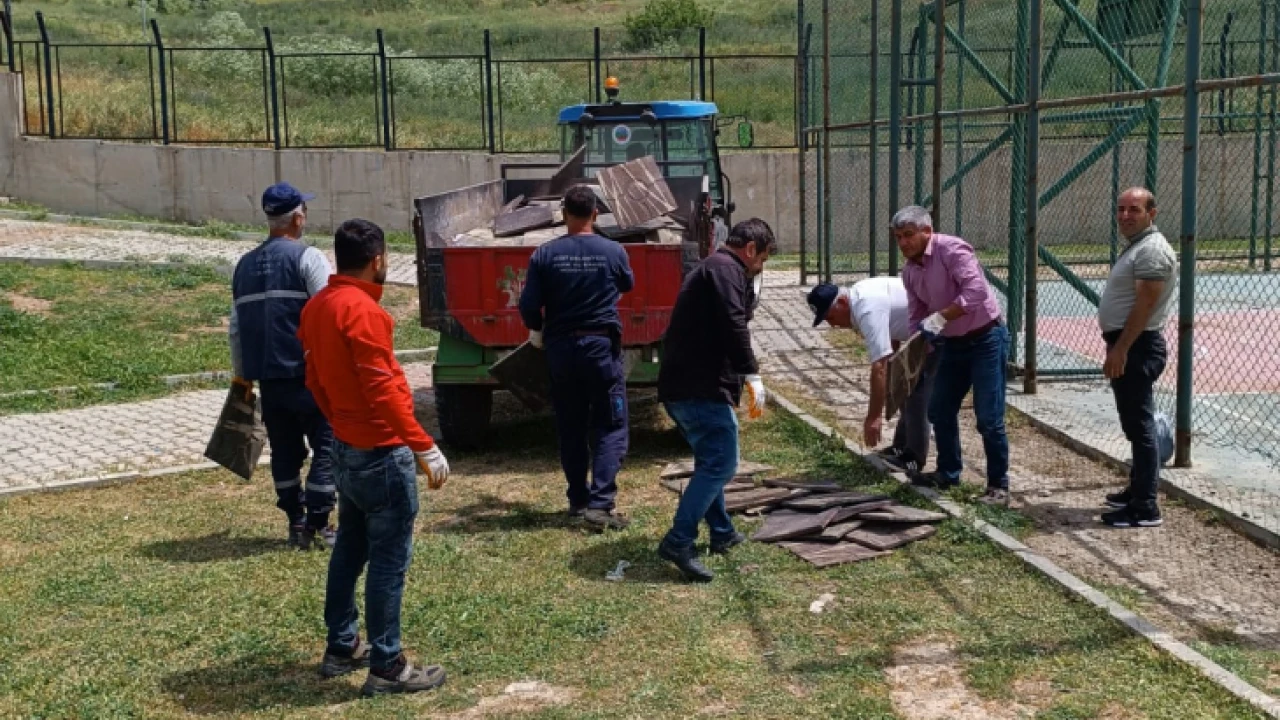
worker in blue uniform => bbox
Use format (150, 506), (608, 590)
(519, 184), (635, 531)
(229, 182), (336, 551)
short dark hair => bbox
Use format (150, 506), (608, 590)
(562, 184), (598, 220)
(724, 218), (777, 254)
(334, 218), (385, 271)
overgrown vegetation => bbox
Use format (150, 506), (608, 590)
(624, 0), (715, 51)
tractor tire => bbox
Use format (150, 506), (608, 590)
(434, 385), (494, 450)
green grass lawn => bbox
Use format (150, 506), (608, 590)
(0, 407), (1265, 718)
(0, 263), (436, 414)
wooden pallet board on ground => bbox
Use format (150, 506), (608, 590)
(750, 508), (839, 542)
(782, 493), (892, 512)
(846, 522), (938, 551)
(778, 541), (889, 568)
(818, 520), (864, 541)
(762, 478), (844, 493)
(856, 505), (949, 524)
(724, 488), (805, 514)
(659, 477), (758, 495)
(659, 460), (774, 480)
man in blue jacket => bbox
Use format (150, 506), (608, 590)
(229, 182), (336, 550)
(519, 185), (635, 531)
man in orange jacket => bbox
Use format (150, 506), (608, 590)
(298, 218), (450, 697)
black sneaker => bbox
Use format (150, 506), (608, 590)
(362, 657), (447, 697)
(1101, 504), (1163, 528)
(878, 447), (920, 474)
(658, 538), (714, 582)
(911, 471), (960, 490)
(1103, 488), (1131, 509)
(299, 525), (337, 551)
(583, 508), (631, 531)
(709, 531), (747, 555)
(319, 638), (371, 679)
(287, 523), (307, 549)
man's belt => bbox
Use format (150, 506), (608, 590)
(572, 328), (613, 337)
(950, 319), (1001, 342)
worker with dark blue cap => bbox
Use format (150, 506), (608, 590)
(519, 184), (635, 532)
(229, 182), (338, 550)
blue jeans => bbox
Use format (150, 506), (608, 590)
(324, 440), (419, 672)
(259, 377), (335, 528)
(662, 400), (739, 549)
(546, 335), (629, 510)
(928, 324), (1011, 489)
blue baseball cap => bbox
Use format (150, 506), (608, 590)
(807, 282), (840, 327)
(261, 182), (315, 217)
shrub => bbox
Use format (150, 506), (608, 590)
(623, 0), (714, 51)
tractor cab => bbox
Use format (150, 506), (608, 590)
(556, 78), (733, 227)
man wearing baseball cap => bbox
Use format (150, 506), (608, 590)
(228, 182), (338, 549)
(809, 278), (937, 475)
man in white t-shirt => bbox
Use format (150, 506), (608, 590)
(808, 279), (938, 473)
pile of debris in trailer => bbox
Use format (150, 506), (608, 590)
(659, 461), (947, 568)
(447, 154), (688, 247)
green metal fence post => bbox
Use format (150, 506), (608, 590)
(913, 13), (927, 204)
(377, 29), (391, 151)
(1175, 0), (1201, 467)
(822, 0), (832, 283)
(954, 0), (965, 237)
(870, 0), (881, 277)
(1266, 0), (1278, 272)
(1007, 0), (1030, 361)
(150, 19), (168, 145)
(1252, 2), (1268, 271)
(264, 27), (281, 151)
(799, 20), (811, 285)
(1025, 0), (1042, 393)
(889, 0), (903, 275)
(35, 11), (54, 138)
(930, 0), (945, 229)
(1145, 0), (1183, 192)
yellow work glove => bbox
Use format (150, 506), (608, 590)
(744, 374), (766, 419)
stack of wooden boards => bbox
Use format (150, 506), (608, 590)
(659, 460), (947, 569)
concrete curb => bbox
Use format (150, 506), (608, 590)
(1004, 400), (1280, 552)
(766, 387), (1280, 719)
(0, 457), (272, 500)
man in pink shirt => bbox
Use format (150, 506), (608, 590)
(894, 205), (1011, 506)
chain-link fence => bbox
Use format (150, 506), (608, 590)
(801, 0), (1280, 520)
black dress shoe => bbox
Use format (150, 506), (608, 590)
(658, 539), (714, 582)
(709, 531), (746, 555)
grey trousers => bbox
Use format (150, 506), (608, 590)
(891, 350), (939, 464)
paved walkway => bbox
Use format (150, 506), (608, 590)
(0, 364), (433, 494)
(0, 218), (419, 285)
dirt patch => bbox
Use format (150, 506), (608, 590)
(442, 681), (576, 718)
(885, 641), (1041, 719)
(2, 291), (53, 316)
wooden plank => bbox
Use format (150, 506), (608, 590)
(829, 500), (896, 524)
(493, 204), (556, 237)
(818, 520), (863, 542)
(846, 522), (938, 552)
(659, 460), (774, 480)
(486, 342), (551, 411)
(548, 145), (586, 197)
(595, 156), (677, 229)
(778, 541), (889, 568)
(497, 194), (527, 215)
(659, 476), (755, 495)
(762, 478), (844, 493)
(751, 508), (839, 543)
(782, 492), (891, 512)
(857, 505), (949, 524)
(724, 488), (800, 514)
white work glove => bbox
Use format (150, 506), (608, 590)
(414, 446), (450, 489)
(528, 330), (544, 349)
(917, 312), (948, 341)
(744, 374), (766, 419)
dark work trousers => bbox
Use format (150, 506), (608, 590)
(891, 349), (939, 465)
(259, 377), (336, 528)
(1104, 330), (1168, 507)
(545, 334), (629, 511)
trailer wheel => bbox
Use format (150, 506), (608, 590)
(434, 385), (493, 450)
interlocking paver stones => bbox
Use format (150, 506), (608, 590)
(0, 362), (435, 492)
